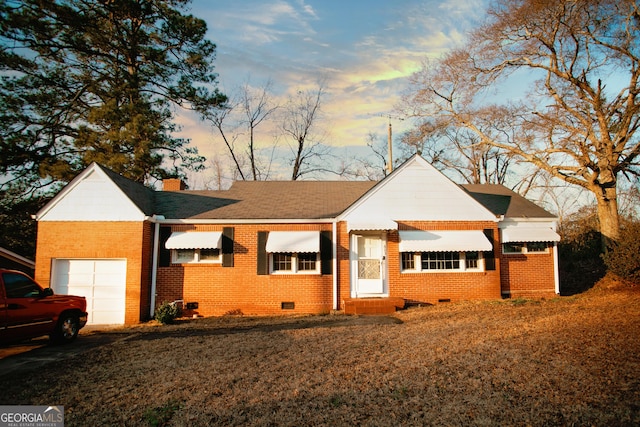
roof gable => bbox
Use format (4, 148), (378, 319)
(35, 163), (153, 221)
(340, 155), (497, 224)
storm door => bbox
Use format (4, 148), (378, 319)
(353, 233), (386, 296)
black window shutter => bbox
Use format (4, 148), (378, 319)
(483, 228), (496, 271)
(257, 231), (269, 275)
(320, 231), (332, 275)
(159, 227), (172, 267)
(222, 227), (234, 267)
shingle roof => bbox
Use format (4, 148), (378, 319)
(156, 181), (377, 219)
(461, 184), (556, 219)
(99, 165), (157, 215)
(100, 163), (555, 221)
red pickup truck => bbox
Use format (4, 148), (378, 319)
(0, 269), (88, 344)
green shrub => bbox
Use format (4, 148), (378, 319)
(602, 221), (640, 284)
(154, 301), (181, 324)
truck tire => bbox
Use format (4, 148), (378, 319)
(51, 313), (80, 344)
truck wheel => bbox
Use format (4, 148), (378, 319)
(52, 314), (80, 344)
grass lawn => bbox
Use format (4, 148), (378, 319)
(1, 277), (638, 426)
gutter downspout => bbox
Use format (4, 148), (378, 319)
(332, 220), (339, 311)
(553, 242), (560, 294)
(148, 215), (165, 318)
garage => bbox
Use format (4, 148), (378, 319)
(52, 259), (127, 325)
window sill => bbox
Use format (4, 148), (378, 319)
(170, 262), (223, 266)
(401, 269), (485, 274)
(270, 271), (321, 275)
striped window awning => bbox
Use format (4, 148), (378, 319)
(347, 219), (397, 232)
(501, 227), (560, 243)
(165, 231), (223, 249)
(399, 230), (493, 252)
(266, 231), (320, 253)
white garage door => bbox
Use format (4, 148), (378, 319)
(52, 259), (127, 325)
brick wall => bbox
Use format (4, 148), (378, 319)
(500, 245), (557, 298)
(35, 219), (558, 325)
(338, 221), (502, 307)
(35, 221), (148, 324)
(155, 223), (335, 317)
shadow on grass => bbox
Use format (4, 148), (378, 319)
(127, 315), (404, 343)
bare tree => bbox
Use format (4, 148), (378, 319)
(203, 79), (279, 180)
(534, 172), (590, 224)
(405, 0), (640, 249)
(240, 80), (279, 180)
(205, 102), (246, 180)
(281, 83), (331, 180)
(399, 121), (517, 186)
(365, 132), (392, 179)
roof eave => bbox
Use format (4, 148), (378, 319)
(154, 217), (339, 225)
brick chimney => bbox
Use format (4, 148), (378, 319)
(162, 178), (187, 191)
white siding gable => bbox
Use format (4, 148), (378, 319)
(37, 166), (146, 221)
(341, 156), (496, 225)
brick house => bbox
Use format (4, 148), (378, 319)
(33, 155), (560, 325)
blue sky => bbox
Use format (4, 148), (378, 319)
(177, 0), (487, 181)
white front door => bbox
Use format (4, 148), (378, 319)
(353, 234), (386, 296)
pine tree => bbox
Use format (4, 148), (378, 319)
(0, 0), (226, 190)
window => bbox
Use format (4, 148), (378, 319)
(401, 252), (483, 272)
(172, 248), (221, 264)
(401, 252), (415, 270)
(270, 252), (319, 274)
(422, 251), (460, 270)
(502, 242), (549, 254)
(297, 252), (318, 271)
(2, 272), (42, 298)
(502, 242), (525, 254)
(466, 251), (479, 269)
(526, 242), (549, 253)
(273, 253), (293, 272)
(200, 248), (221, 261)
(258, 231), (326, 276)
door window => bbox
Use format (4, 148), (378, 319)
(2, 272), (42, 298)
(357, 236), (382, 280)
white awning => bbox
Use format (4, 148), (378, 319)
(399, 230), (493, 252)
(347, 219), (397, 232)
(501, 227), (560, 243)
(266, 231), (320, 253)
(165, 231), (222, 249)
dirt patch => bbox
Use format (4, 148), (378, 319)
(0, 287), (638, 426)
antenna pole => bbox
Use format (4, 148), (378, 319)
(370, 113), (403, 174)
(387, 118), (393, 174)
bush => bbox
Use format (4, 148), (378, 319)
(602, 221), (640, 284)
(154, 301), (181, 324)
(557, 208), (606, 294)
